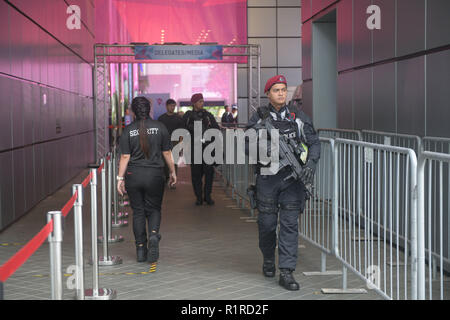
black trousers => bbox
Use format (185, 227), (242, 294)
(125, 166), (165, 246)
(256, 169), (306, 270)
(190, 163), (215, 201)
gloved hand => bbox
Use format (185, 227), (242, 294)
(300, 160), (316, 185)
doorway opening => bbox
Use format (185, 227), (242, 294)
(312, 10), (337, 129)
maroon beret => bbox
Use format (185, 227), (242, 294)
(264, 75), (287, 93)
(191, 93), (204, 104)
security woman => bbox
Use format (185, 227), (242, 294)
(246, 75), (321, 291)
(117, 96), (177, 263)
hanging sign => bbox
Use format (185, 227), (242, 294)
(134, 45), (223, 61)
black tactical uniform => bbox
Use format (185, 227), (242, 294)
(246, 103), (320, 289)
(183, 109), (220, 205)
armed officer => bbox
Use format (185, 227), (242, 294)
(183, 93), (220, 206)
(246, 75), (320, 291)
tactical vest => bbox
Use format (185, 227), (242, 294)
(256, 105), (309, 166)
(256, 105), (308, 145)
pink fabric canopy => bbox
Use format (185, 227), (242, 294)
(96, 0), (247, 47)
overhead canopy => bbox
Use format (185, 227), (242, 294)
(95, 0), (247, 46)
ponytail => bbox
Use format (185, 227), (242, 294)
(131, 97), (151, 159)
(139, 119), (150, 159)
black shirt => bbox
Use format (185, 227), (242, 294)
(119, 119), (171, 168)
(221, 112), (234, 127)
(157, 113), (184, 136)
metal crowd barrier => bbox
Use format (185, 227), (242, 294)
(300, 138), (344, 279)
(361, 130), (422, 157)
(318, 128), (362, 141)
(332, 138), (419, 300)
(418, 151), (450, 300)
(218, 128), (257, 219)
(422, 137), (450, 155)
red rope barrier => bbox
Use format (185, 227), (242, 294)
(81, 171), (92, 188)
(0, 165), (106, 285)
(97, 162), (105, 173)
(0, 220), (53, 282)
(61, 191), (78, 217)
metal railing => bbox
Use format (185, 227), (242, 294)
(332, 138), (419, 300)
(219, 125), (450, 300)
(360, 130), (422, 157)
(422, 137), (450, 154)
(301, 138), (335, 255)
(299, 138), (346, 282)
(218, 128), (256, 218)
(318, 128), (362, 141)
(418, 151), (450, 300)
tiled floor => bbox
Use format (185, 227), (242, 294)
(0, 166), (383, 300)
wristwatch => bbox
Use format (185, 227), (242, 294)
(116, 176), (124, 181)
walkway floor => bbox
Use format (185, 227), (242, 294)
(0, 166), (382, 300)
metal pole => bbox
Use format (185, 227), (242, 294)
(342, 265), (348, 291)
(257, 45), (261, 108)
(73, 184), (85, 300)
(89, 168), (99, 294)
(113, 146), (118, 226)
(112, 146), (128, 228)
(99, 157), (122, 265)
(101, 158), (109, 257)
(321, 252), (327, 273)
(102, 152), (124, 242)
(417, 155), (426, 300)
(0, 282), (3, 300)
(333, 143), (339, 257)
(248, 45), (253, 121)
(94, 48), (98, 162)
(47, 211), (64, 300)
(85, 168), (117, 300)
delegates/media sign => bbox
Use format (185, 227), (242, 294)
(134, 45), (223, 61)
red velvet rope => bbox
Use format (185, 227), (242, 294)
(0, 220), (53, 282)
(81, 171), (92, 188)
(61, 191), (78, 217)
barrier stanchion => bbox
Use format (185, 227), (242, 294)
(47, 211), (64, 300)
(72, 184), (85, 300)
(99, 153), (124, 243)
(112, 147), (128, 228)
(98, 157), (122, 266)
(85, 167), (116, 300)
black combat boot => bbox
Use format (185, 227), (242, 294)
(204, 197), (215, 205)
(195, 198), (203, 206)
(262, 259), (276, 278)
(279, 269), (300, 291)
(136, 243), (147, 262)
(148, 234), (160, 263)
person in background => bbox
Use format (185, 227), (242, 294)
(288, 84), (303, 111)
(125, 109), (132, 126)
(117, 96), (177, 263)
(183, 93), (220, 206)
(231, 105), (238, 124)
(158, 99), (184, 189)
(221, 105), (234, 128)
